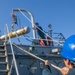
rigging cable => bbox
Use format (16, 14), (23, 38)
(18, 8), (32, 23)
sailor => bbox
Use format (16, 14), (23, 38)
(35, 22), (47, 46)
(44, 35), (75, 75)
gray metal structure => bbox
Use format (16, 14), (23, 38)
(0, 8), (66, 75)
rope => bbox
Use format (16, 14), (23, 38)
(13, 43), (45, 62)
(18, 8), (32, 23)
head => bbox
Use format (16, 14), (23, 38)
(35, 22), (39, 26)
(60, 35), (75, 68)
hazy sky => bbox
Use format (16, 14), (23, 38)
(0, 0), (75, 44)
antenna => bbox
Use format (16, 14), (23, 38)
(48, 24), (52, 37)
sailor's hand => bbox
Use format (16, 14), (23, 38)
(44, 60), (49, 65)
(60, 67), (69, 75)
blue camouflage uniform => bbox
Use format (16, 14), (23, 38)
(36, 25), (47, 45)
(67, 68), (75, 75)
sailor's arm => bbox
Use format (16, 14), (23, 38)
(44, 60), (51, 70)
(44, 60), (69, 75)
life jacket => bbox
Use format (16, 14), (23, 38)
(39, 39), (45, 46)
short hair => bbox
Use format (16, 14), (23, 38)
(35, 22), (39, 25)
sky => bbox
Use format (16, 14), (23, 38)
(0, 0), (75, 45)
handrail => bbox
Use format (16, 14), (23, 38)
(5, 24), (19, 75)
(35, 25), (64, 44)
